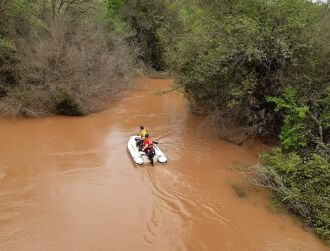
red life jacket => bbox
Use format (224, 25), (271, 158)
(143, 138), (153, 148)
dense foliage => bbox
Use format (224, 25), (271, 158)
(104, 0), (180, 70)
(258, 149), (330, 241)
(0, 0), (134, 116)
(162, 0), (329, 141)
(134, 0), (329, 242)
(258, 84), (330, 241)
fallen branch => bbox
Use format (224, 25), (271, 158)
(154, 85), (181, 96)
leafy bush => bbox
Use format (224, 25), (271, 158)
(105, 0), (180, 70)
(163, 0), (329, 140)
(267, 86), (330, 154)
(257, 148), (330, 242)
(267, 87), (309, 150)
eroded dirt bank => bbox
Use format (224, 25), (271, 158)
(0, 79), (328, 251)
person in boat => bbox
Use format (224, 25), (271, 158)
(136, 125), (148, 149)
(142, 134), (154, 154)
(142, 134), (155, 165)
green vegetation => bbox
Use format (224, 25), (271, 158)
(257, 149), (330, 241)
(232, 183), (247, 198)
(260, 84), (329, 243)
(104, 0), (180, 70)
(154, 0), (329, 241)
(162, 0), (329, 141)
(267, 196), (283, 214)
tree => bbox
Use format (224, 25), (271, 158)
(164, 0), (328, 141)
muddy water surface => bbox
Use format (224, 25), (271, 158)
(0, 79), (329, 251)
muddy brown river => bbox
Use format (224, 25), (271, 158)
(0, 79), (329, 251)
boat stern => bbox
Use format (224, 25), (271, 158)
(134, 156), (144, 165)
(157, 155), (167, 163)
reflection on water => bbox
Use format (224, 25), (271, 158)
(0, 79), (328, 251)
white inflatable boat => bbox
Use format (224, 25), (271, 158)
(127, 136), (167, 165)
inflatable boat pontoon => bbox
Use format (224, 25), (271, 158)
(127, 136), (167, 165)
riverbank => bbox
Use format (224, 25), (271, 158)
(0, 1), (134, 118)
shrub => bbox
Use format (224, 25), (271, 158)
(267, 196), (283, 214)
(267, 85), (330, 154)
(0, 37), (17, 94)
(19, 18), (133, 113)
(163, 0), (329, 140)
(0, 1), (134, 117)
(267, 87), (309, 150)
(0, 0), (40, 91)
(0, 84), (50, 117)
(105, 0), (180, 70)
(52, 88), (83, 116)
(232, 183), (246, 198)
(255, 148), (330, 242)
